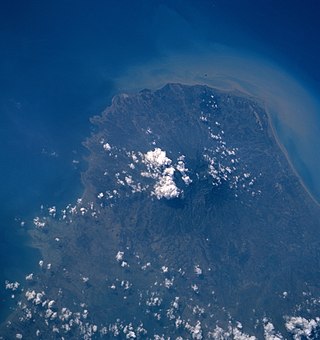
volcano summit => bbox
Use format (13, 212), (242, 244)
(2, 84), (320, 339)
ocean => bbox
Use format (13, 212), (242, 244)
(1, 0), (320, 325)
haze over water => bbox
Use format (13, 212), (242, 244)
(117, 48), (320, 202)
(1, 0), (320, 324)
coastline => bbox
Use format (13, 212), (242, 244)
(20, 83), (320, 259)
(264, 104), (320, 209)
(2, 82), (320, 338)
(102, 81), (320, 209)
(211, 79), (320, 209)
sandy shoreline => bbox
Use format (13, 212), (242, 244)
(182, 80), (320, 209)
(264, 105), (320, 209)
(107, 81), (320, 209)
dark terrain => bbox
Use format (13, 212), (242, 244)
(2, 84), (320, 339)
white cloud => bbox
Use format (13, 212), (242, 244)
(5, 281), (20, 291)
(141, 148), (181, 199)
(97, 192), (104, 199)
(263, 318), (283, 339)
(25, 273), (33, 281)
(164, 278), (174, 289)
(103, 143), (111, 151)
(285, 316), (320, 340)
(25, 290), (36, 301)
(191, 284), (199, 293)
(33, 216), (46, 228)
(185, 320), (203, 339)
(208, 324), (256, 339)
(153, 172), (180, 199)
(194, 265), (202, 276)
(48, 300), (55, 309)
(116, 251), (124, 262)
(143, 148), (172, 168)
(161, 266), (168, 273)
(48, 206), (56, 217)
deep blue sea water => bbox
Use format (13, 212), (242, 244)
(1, 0), (320, 324)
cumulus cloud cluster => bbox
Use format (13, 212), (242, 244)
(141, 148), (181, 199)
(208, 324), (257, 339)
(5, 233), (320, 339)
(93, 100), (260, 206)
(285, 316), (320, 339)
(263, 318), (283, 340)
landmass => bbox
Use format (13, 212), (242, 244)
(1, 83), (320, 339)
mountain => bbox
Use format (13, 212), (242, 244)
(2, 83), (320, 339)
